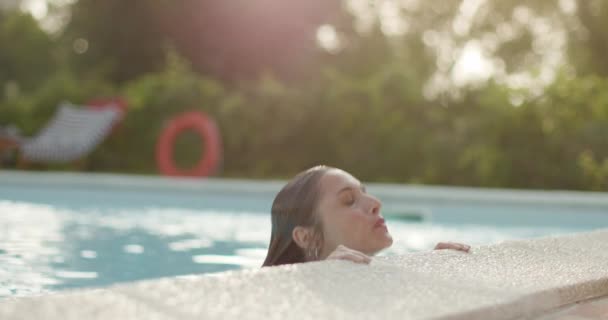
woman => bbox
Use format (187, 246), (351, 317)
(263, 165), (470, 266)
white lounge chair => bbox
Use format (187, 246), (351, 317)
(0, 102), (121, 166)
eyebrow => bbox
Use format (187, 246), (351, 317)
(336, 184), (366, 195)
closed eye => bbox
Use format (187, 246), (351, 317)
(341, 191), (355, 205)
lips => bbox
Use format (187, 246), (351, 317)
(373, 218), (386, 229)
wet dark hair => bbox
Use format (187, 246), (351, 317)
(262, 165), (333, 267)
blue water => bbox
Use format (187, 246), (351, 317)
(1, 175), (607, 298)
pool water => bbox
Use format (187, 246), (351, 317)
(1, 172), (607, 299)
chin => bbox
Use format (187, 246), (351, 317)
(368, 235), (393, 255)
(382, 234), (394, 249)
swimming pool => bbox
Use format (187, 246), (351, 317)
(1, 171), (608, 299)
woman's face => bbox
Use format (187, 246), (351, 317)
(315, 169), (393, 257)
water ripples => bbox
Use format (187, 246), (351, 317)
(0, 200), (575, 299)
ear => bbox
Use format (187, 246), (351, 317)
(292, 226), (313, 249)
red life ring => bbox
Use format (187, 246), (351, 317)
(156, 111), (222, 177)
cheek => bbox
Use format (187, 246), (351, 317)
(323, 209), (370, 244)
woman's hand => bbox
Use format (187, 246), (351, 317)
(434, 242), (471, 253)
(326, 244), (372, 264)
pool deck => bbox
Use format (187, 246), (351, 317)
(1, 229), (607, 319)
(539, 295), (608, 319)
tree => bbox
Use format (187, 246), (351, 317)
(0, 9), (55, 92)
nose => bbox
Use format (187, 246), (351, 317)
(368, 195), (381, 216)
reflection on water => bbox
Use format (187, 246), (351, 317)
(0, 200), (271, 298)
(80, 250), (97, 259)
(55, 270), (98, 279)
(0, 200), (575, 299)
(0, 201), (64, 297)
(169, 238), (213, 251)
(192, 254), (260, 267)
(123, 244), (145, 254)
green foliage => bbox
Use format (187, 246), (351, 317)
(2, 1), (608, 191)
(88, 51), (233, 173)
(0, 10), (55, 92)
(578, 151), (608, 191)
(61, 0), (169, 83)
(1, 70), (114, 132)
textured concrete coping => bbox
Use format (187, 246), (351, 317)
(537, 295), (608, 319)
(2, 170), (608, 208)
(1, 230), (607, 320)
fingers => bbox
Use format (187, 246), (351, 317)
(326, 245), (372, 264)
(434, 242), (471, 252)
(335, 252), (371, 264)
